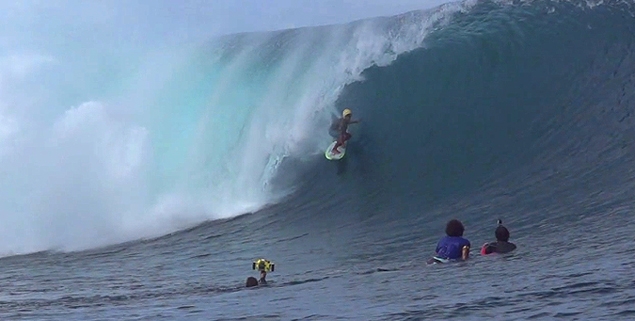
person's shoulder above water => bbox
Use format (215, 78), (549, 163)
(481, 241), (516, 254)
(437, 235), (471, 247)
(434, 219), (471, 261)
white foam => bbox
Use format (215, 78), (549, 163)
(0, 99), (152, 253)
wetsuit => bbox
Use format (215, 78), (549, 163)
(435, 236), (471, 260)
(481, 241), (516, 255)
(259, 277), (267, 285)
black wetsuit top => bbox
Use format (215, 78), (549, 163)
(481, 241), (517, 254)
(259, 277), (267, 285)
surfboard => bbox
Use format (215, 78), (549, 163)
(426, 256), (451, 264)
(325, 141), (346, 160)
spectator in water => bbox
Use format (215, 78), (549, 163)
(246, 277), (258, 287)
(430, 219), (471, 263)
(246, 268), (269, 287)
(481, 219), (517, 255)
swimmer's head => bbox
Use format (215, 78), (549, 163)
(445, 219), (465, 237)
(495, 225), (510, 242)
(246, 277), (258, 287)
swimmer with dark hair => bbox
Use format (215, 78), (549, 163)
(481, 219), (517, 255)
(428, 219), (471, 263)
(245, 271), (267, 287)
(246, 277), (258, 287)
(246, 259), (273, 287)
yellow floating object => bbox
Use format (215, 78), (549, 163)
(252, 258), (275, 272)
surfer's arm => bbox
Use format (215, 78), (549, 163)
(481, 243), (499, 255)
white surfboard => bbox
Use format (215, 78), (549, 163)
(325, 141), (346, 160)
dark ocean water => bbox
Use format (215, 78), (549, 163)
(2, 0), (635, 320)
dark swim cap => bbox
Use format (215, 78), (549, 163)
(495, 225), (510, 241)
(246, 277), (258, 287)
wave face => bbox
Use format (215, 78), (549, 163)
(0, 0), (472, 254)
(1, 0), (634, 256)
(282, 0), (635, 235)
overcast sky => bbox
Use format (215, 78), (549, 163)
(0, 0), (453, 50)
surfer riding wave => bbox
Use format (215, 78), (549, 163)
(329, 108), (360, 155)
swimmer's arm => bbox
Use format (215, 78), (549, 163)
(462, 245), (470, 260)
(481, 243), (493, 255)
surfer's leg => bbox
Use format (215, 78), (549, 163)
(332, 133), (351, 154)
(341, 133), (351, 147)
(332, 135), (345, 153)
(332, 141), (342, 153)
